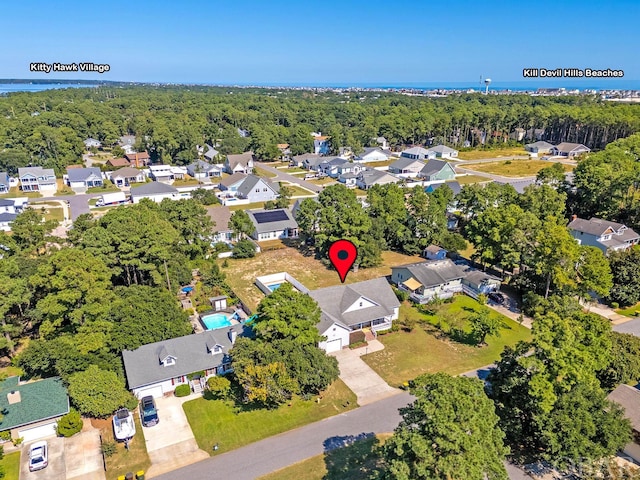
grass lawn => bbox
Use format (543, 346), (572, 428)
(363, 297), (532, 387)
(258, 433), (391, 480)
(54, 179), (75, 196)
(456, 147), (529, 161)
(462, 160), (573, 177)
(616, 302), (640, 318)
(87, 182), (120, 194)
(254, 166), (278, 178)
(29, 203), (64, 223)
(0, 451), (20, 480)
(173, 177), (201, 187)
(220, 248), (421, 311)
(0, 187), (42, 199)
(183, 379), (357, 455)
(279, 166), (306, 174)
(94, 415), (151, 480)
(456, 174), (492, 185)
(281, 184), (315, 196)
(228, 201), (267, 212)
(365, 159), (398, 168)
(307, 177), (337, 186)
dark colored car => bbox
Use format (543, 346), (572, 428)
(488, 292), (505, 305)
(140, 396), (159, 427)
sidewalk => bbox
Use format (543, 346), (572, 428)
(581, 299), (631, 325)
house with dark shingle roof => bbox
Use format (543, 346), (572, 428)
(568, 216), (640, 254)
(66, 167), (103, 190)
(418, 159), (456, 182)
(607, 384), (640, 463)
(124, 152), (150, 168)
(425, 181), (462, 197)
(123, 325), (247, 398)
(235, 175), (279, 202)
(106, 158), (131, 169)
(391, 260), (464, 304)
(224, 152), (254, 174)
(309, 278), (400, 352)
(292, 153), (323, 169)
(247, 208), (298, 241)
(0, 376), (69, 442)
(356, 169), (400, 190)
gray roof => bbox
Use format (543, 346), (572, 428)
(494, 179), (536, 194)
(293, 153), (321, 163)
(401, 147), (432, 157)
(428, 181), (462, 196)
(420, 159), (452, 177)
(553, 142), (590, 153)
(247, 208), (298, 234)
(320, 157), (348, 168)
(428, 144), (457, 154)
(111, 167), (143, 179)
(525, 141), (555, 149)
(390, 157), (425, 170)
(607, 384), (640, 431)
(123, 326), (246, 389)
(188, 159), (220, 173)
(18, 166), (55, 178)
(206, 206), (233, 233)
(460, 267), (501, 286)
(376, 136), (387, 143)
(67, 167), (102, 183)
(0, 198), (15, 207)
(358, 169), (399, 187)
(568, 217), (637, 237)
(219, 173), (247, 188)
(204, 145), (219, 160)
(119, 135), (136, 145)
(359, 147), (387, 157)
(309, 278), (400, 328)
(340, 172), (359, 179)
(130, 182), (179, 196)
(0, 172), (9, 187)
(226, 152), (254, 169)
(393, 260), (464, 288)
(236, 175), (279, 197)
(0, 212), (17, 222)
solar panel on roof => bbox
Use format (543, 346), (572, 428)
(253, 210), (289, 224)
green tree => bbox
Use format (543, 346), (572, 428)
(275, 185), (292, 209)
(157, 198), (215, 258)
(575, 246), (612, 299)
(190, 188), (219, 205)
(230, 210), (254, 239)
(67, 365), (137, 418)
(56, 409), (83, 437)
(233, 239), (256, 258)
(598, 332), (640, 391)
(379, 373), (509, 480)
(10, 208), (58, 254)
(469, 308), (504, 345)
(206, 375), (231, 399)
(607, 246), (640, 307)
(536, 162), (566, 187)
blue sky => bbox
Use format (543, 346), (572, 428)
(2, 0), (638, 86)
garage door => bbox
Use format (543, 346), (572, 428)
(324, 338), (342, 353)
(136, 385), (164, 399)
(19, 422), (57, 442)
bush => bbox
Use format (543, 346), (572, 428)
(207, 376), (231, 399)
(611, 302), (620, 309)
(196, 304), (211, 313)
(477, 293), (488, 305)
(402, 316), (417, 332)
(349, 331), (366, 345)
(0, 431), (10, 442)
(101, 441), (117, 457)
(233, 239), (257, 259)
(11, 437), (23, 446)
(174, 384), (191, 397)
(57, 409), (83, 437)
(394, 287), (409, 302)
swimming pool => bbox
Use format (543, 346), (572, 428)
(267, 283), (282, 291)
(201, 313), (232, 330)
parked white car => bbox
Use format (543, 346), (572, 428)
(29, 440), (48, 472)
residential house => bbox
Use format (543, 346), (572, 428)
(375, 136), (389, 150)
(338, 147), (354, 159)
(18, 167), (57, 192)
(130, 182), (180, 203)
(524, 141), (555, 155)
(291, 153), (322, 168)
(526, 127), (546, 141)
(391, 260), (464, 304)
(109, 167), (146, 188)
(418, 159), (457, 182)
(0, 199), (16, 215)
(568, 216), (640, 254)
(607, 385), (640, 463)
(105, 158), (131, 169)
(235, 175), (279, 202)
(186, 160), (223, 180)
(237, 128), (250, 138)
(309, 278), (401, 352)
(149, 165), (175, 183)
(122, 325), (245, 398)
(277, 143), (291, 161)
(400, 147), (435, 161)
(124, 151), (150, 168)
(84, 137), (101, 149)
(312, 133), (331, 155)
(218, 173), (248, 194)
(423, 245), (447, 260)
(224, 152), (255, 174)
(0, 376), (69, 442)
(207, 206), (235, 243)
(509, 128), (526, 142)
(170, 166), (187, 180)
(459, 267), (501, 299)
(425, 181), (462, 197)
(355, 147), (389, 163)
(66, 167), (103, 191)
(336, 162), (364, 178)
(0, 172), (10, 193)
(0, 212), (18, 232)
(118, 135), (136, 154)
(338, 172), (359, 188)
(247, 208), (299, 241)
(197, 144), (219, 162)
(551, 142), (590, 158)
(427, 145), (459, 159)
(319, 157), (349, 178)
(356, 169), (400, 190)
(494, 178), (536, 194)
(389, 157), (426, 177)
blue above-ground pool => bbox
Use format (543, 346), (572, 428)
(267, 283), (282, 291)
(201, 313), (232, 330)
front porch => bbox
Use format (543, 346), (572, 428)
(400, 283), (463, 304)
(350, 317), (394, 333)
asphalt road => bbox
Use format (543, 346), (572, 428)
(29, 193), (101, 220)
(614, 318), (640, 336)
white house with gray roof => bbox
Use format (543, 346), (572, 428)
(356, 169), (400, 190)
(551, 142), (590, 158)
(235, 175), (279, 202)
(66, 167), (103, 191)
(389, 157), (426, 177)
(0, 172), (10, 194)
(568, 216), (640, 254)
(427, 144), (458, 159)
(525, 141), (555, 156)
(400, 147), (435, 161)
(247, 208), (298, 241)
(18, 167), (57, 193)
(355, 147), (389, 163)
(224, 152), (254, 174)
(186, 160), (223, 180)
(309, 278), (400, 352)
(84, 137), (102, 149)
(122, 325), (245, 398)
(130, 182), (180, 203)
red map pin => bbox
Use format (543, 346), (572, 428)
(328, 239), (358, 283)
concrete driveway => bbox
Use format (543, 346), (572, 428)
(331, 341), (401, 406)
(143, 395), (209, 477)
(21, 437), (65, 480)
(65, 429), (105, 480)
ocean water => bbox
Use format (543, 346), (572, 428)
(0, 83), (98, 94)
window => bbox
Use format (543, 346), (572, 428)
(359, 301), (363, 307)
(255, 188), (259, 192)
(263, 188), (268, 192)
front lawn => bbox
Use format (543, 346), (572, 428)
(456, 174), (492, 185)
(462, 160), (573, 177)
(456, 147), (529, 161)
(253, 166), (278, 178)
(281, 184), (315, 196)
(87, 182), (120, 194)
(363, 297), (532, 387)
(220, 248), (421, 310)
(0, 451), (20, 480)
(94, 415), (151, 480)
(616, 302), (640, 318)
(29, 203), (64, 223)
(173, 176), (201, 187)
(183, 379), (357, 454)
(307, 177), (337, 186)
(0, 187), (42, 199)
(258, 433), (391, 480)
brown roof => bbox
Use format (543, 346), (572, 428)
(125, 151), (150, 161)
(277, 143), (289, 149)
(66, 164), (84, 169)
(226, 152), (254, 169)
(219, 173), (247, 188)
(314, 135), (329, 141)
(106, 158), (130, 167)
(111, 167), (142, 178)
(206, 206), (233, 232)
(425, 245), (445, 254)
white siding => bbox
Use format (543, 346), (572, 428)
(318, 323), (350, 353)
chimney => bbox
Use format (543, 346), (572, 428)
(228, 328), (237, 345)
(571, 214), (577, 221)
(7, 390), (21, 404)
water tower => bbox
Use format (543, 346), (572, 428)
(484, 78), (492, 95)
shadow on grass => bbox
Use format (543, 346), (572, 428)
(322, 433), (382, 479)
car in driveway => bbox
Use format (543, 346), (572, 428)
(488, 292), (505, 305)
(140, 395), (159, 427)
(29, 441), (48, 472)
